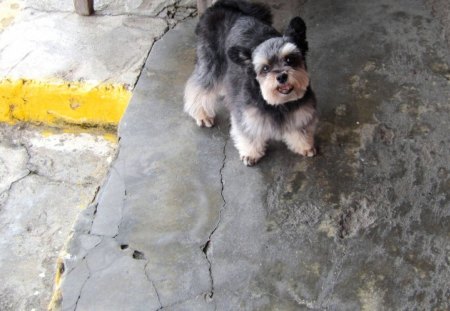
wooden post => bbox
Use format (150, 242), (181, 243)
(74, 0), (94, 16)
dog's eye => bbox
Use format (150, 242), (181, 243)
(262, 65), (270, 73)
(285, 56), (293, 65)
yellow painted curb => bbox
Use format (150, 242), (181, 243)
(0, 79), (132, 131)
(48, 257), (64, 311)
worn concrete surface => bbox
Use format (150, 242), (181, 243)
(426, 0), (450, 49)
(57, 0), (450, 310)
(0, 0), (195, 87)
(23, 0), (196, 17)
(0, 124), (117, 311)
(0, 1), (199, 310)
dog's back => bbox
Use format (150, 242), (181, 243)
(184, 1), (279, 128)
(198, 0), (272, 29)
(192, 1), (276, 87)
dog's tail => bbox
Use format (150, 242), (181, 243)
(212, 0), (272, 24)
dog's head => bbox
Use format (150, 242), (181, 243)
(228, 17), (310, 106)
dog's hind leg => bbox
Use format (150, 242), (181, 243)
(184, 73), (220, 128)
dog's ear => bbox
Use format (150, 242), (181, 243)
(228, 46), (252, 67)
(284, 17), (308, 56)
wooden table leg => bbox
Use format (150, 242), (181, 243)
(74, 0), (94, 16)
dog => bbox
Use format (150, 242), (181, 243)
(184, 0), (318, 166)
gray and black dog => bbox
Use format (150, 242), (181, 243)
(184, 0), (318, 166)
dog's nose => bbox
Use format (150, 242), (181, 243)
(277, 73), (288, 83)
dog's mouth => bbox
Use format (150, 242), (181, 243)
(277, 83), (294, 95)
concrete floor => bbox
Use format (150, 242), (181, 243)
(0, 0), (449, 310)
(0, 124), (117, 310)
(0, 0), (196, 310)
(0, 0), (196, 85)
(55, 0), (450, 310)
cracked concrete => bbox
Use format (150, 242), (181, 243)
(56, 19), (225, 310)
(73, 238), (161, 310)
(48, 0), (450, 310)
(0, 0), (196, 87)
(23, 0), (196, 18)
(0, 124), (116, 311)
(0, 1), (204, 310)
(202, 135), (229, 302)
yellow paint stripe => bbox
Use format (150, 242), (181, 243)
(48, 256), (64, 311)
(0, 79), (132, 131)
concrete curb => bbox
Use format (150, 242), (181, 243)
(0, 79), (131, 132)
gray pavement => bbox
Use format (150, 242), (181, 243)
(57, 0), (450, 310)
(0, 1), (197, 310)
(0, 0), (196, 85)
(0, 124), (117, 311)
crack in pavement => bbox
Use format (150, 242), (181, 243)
(6, 50), (33, 77)
(0, 143), (31, 204)
(58, 237), (104, 311)
(4, 141), (99, 190)
(110, 165), (127, 239)
(49, 11), (207, 310)
(87, 203), (99, 235)
(73, 259), (91, 311)
(144, 261), (163, 310)
(64, 235), (103, 277)
(132, 27), (168, 90)
(112, 190), (126, 239)
(23, 0), (197, 19)
(158, 291), (214, 310)
(201, 134), (229, 304)
(72, 238), (132, 311)
(131, 4), (196, 90)
(1, 171), (31, 199)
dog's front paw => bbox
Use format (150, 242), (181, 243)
(196, 116), (215, 128)
(300, 147), (317, 157)
(240, 155), (260, 166)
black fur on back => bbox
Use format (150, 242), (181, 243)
(211, 0), (272, 25)
(193, 1), (277, 90)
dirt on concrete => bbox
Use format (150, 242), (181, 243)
(425, 0), (450, 48)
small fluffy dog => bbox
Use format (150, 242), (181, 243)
(184, 0), (318, 166)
